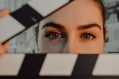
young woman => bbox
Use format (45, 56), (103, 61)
(37, 0), (106, 53)
(0, 0), (106, 54)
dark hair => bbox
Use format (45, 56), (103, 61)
(93, 0), (106, 40)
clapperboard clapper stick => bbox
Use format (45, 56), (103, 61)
(0, 0), (72, 44)
(0, 54), (119, 79)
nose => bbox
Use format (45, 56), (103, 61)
(62, 36), (79, 53)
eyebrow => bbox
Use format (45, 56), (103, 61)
(78, 24), (101, 30)
(42, 22), (64, 30)
(42, 22), (101, 30)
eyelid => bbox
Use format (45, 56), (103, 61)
(80, 32), (96, 40)
(44, 31), (67, 38)
(44, 28), (67, 35)
(79, 29), (98, 35)
(44, 26), (62, 33)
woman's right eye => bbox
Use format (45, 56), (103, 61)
(45, 32), (64, 40)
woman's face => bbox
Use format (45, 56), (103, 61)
(38, 0), (105, 54)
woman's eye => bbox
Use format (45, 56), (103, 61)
(80, 32), (96, 40)
(45, 32), (63, 40)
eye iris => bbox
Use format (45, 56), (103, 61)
(49, 33), (60, 39)
(81, 33), (94, 39)
(85, 33), (90, 39)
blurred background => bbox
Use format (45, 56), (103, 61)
(0, 0), (119, 53)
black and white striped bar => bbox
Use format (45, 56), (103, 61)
(0, 0), (72, 43)
(0, 54), (119, 79)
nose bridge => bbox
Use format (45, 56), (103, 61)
(63, 32), (79, 53)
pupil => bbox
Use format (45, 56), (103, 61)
(85, 33), (90, 38)
(81, 33), (91, 39)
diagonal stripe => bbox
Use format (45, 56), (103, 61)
(11, 4), (43, 28)
(28, 0), (71, 17)
(18, 54), (46, 76)
(11, 0), (73, 28)
(0, 54), (25, 76)
(0, 0), (72, 44)
(93, 54), (119, 76)
(72, 55), (98, 75)
(40, 54), (78, 76)
(0, 15), (25, 43)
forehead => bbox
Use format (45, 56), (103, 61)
(41, 0), (103, 29)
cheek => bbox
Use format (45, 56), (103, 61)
(40, 38), (66, 53)
(80, 37), (104, 53)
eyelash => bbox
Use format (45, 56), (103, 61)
(44, 31), (96, 40)
(44, 31), (64, 40)
(80, 32), (96, 40)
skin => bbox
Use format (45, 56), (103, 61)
(0, 8), (10, 56)
(38, 0), (105, 54)
(0, 0), (105, 54)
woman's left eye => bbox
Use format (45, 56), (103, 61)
(80, 32), (96, 40)
(45, 32), (64, 40)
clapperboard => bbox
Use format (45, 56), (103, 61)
(0, 54), (119, 79)
(0, 0), (73, 44)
